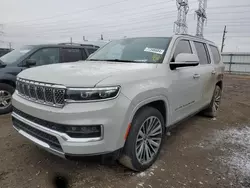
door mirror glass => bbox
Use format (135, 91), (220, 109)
(170, 53), (199, 70)
(25, 59), (36, 67)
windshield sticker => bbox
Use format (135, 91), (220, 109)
(144, 47), (164, 55)
(152, 54), (162, 62)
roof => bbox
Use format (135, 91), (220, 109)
(173, 34), (216, 45)
(28, 43), (100, 49)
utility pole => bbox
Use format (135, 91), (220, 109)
(221, 25), (227, 52)
(174, 0), (189, 34)
(70, 37), (72, 45)
(195, 0), (207, 37)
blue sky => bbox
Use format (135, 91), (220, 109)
(0, 0), (250, 52)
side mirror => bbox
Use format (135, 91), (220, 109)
(25, 59), (36, 67)
(170, 53), (199, 70)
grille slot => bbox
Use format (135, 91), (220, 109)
(16, 78), (66, 107)
(13, 117), (62, 151)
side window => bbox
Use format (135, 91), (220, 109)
(209, 45), (221, 64)
(173, 40), (192, 61)
(87, 48), (97, 56)
(81, 49), (88, 60)
(194, 42), (210, 65)
(29, 48), (59, 66)
(61, 48), (82, 62)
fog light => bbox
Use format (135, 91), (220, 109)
(65, 125), (102, 138)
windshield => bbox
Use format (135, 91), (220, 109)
(0, 46), (33, 64)
(88, 37), (171, 63)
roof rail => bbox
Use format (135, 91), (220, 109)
(58, 42), (99, 48)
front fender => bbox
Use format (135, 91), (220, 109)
(0, 73), (17, 84)
(128, 94), (171, 126)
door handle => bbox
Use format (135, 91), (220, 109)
(212, 70), (217, 75)
(193, 74), (200, 79)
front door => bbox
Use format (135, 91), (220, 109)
(168, 39), (203, 124)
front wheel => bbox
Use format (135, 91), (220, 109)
(119, 106), (165, 171)
(203, 85), (222, 118)
(0, 83), (15, 115)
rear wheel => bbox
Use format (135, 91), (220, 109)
(203, 85), (222, 117)
(0, 83), (15, 115)
(119, 106), (165, 171)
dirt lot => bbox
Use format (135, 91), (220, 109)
(0, 74), (250, 188)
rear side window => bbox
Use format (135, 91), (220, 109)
(194, 42), (210, 65)
(87, 48), (97, 56)
(61, 48), (82, 62)
(209, 45), (221, 64)
(173, 40), (192, 61)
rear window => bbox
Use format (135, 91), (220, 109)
(210, 45), (221, 64)
(61, 48), (82, 62)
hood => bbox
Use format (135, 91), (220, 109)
(18, 61), (157, 87)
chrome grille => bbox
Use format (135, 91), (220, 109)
(16, 78), (66, 107)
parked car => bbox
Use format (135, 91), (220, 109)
(0, 48), (12, 57)
(11, 35), (224, 171)
(0, 43), (99, 114)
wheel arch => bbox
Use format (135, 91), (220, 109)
(216, 80), (223, 89)
(129, 95), (170, 127)
(0, 79), (16, 88)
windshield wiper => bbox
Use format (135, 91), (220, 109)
(88, 59), (105, 61)
(88, 59), (146, 63)
(103, 59), (139, 63)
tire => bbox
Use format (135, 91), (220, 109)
(119, 106), (165, 171)
(0, 83), (15, 115)
(203, 85), (222, 118)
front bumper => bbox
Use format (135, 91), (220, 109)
(12, 92), (133, 157)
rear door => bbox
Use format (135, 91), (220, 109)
(193, 41), (215, 106)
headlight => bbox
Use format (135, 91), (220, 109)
(65, 86), (120, 102)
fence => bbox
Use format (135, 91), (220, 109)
(222, 52), (250, 74)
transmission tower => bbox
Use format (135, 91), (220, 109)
(174, 0), (189, 35)
(195, 0), (207, 37)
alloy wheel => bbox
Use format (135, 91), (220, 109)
(0, 90), (12, 109)
(135, 116), (163, 165)
(213, 87), (221, 112)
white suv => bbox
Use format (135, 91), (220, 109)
(12, 35), (224, 171)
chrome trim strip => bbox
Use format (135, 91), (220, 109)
(16, 78), (66, 108)
(12, 112), (104, 143)
(13, 125), (65, 157)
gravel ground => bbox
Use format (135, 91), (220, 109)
(0, 74), (250, 188)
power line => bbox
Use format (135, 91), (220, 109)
(5, 0), (173, 26)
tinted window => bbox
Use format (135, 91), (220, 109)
(62, 48), (82, 62)
(29, 48), (59, 66)
(210, 45), (221, 64)
(87, 48), (97, 56)
(88, 37), (171, 63)
(173, 40), (192, 61)
(194, 42), (210, 65)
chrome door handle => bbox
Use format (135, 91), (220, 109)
(193, 74), (200, 79)
(212, 70), (216, 75)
